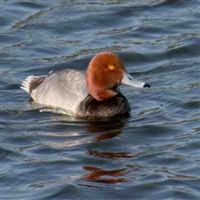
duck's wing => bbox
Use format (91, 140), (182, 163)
(30, 69), (88, 113)
(59, 69), (88, 99)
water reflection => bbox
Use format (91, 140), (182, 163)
(82, 166), (126, 184)
(40, 117), (127, 148)
(93, 130), (121, 142)
(38, 117), (131, 184)
(82, 120), (130, 184)
(87, 150), (133, 158)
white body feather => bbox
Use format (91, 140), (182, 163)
(21, 70), (88, 114)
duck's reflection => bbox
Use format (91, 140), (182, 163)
(93, 128), (121, 142)
(86, 119), (126, 142)
(82, 166), (126, 184)
(87, 150), (133, 158)
(38, 118), (127, 149)
(39, 115), (135, 184)
(81, 119), (132, 184)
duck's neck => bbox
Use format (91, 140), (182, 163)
(88, 87), (117, 101)
(86, 72), (117, 101)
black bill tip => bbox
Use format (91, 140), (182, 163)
(143, 83), (150, 88)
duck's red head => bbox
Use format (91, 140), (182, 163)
(86, 52), (150, 101)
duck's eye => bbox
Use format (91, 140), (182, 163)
(108, 65), (115, 70)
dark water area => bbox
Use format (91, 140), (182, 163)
(1, 0), (200, 199)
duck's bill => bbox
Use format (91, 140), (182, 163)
(121, 72), (150, 88)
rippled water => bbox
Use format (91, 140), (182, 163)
(1, 0), (200, 199)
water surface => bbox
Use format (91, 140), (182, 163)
(1, 0), (200, 199)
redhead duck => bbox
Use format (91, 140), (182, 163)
(21, 52), (150, 119)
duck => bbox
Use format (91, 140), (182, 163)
(21, 52), (150, 119)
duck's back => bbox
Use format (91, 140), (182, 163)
(22, 69), (88, 114)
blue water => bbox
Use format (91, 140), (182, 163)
(1, 0), (200, 199)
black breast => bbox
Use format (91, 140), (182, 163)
(77, 93), (131, 119)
